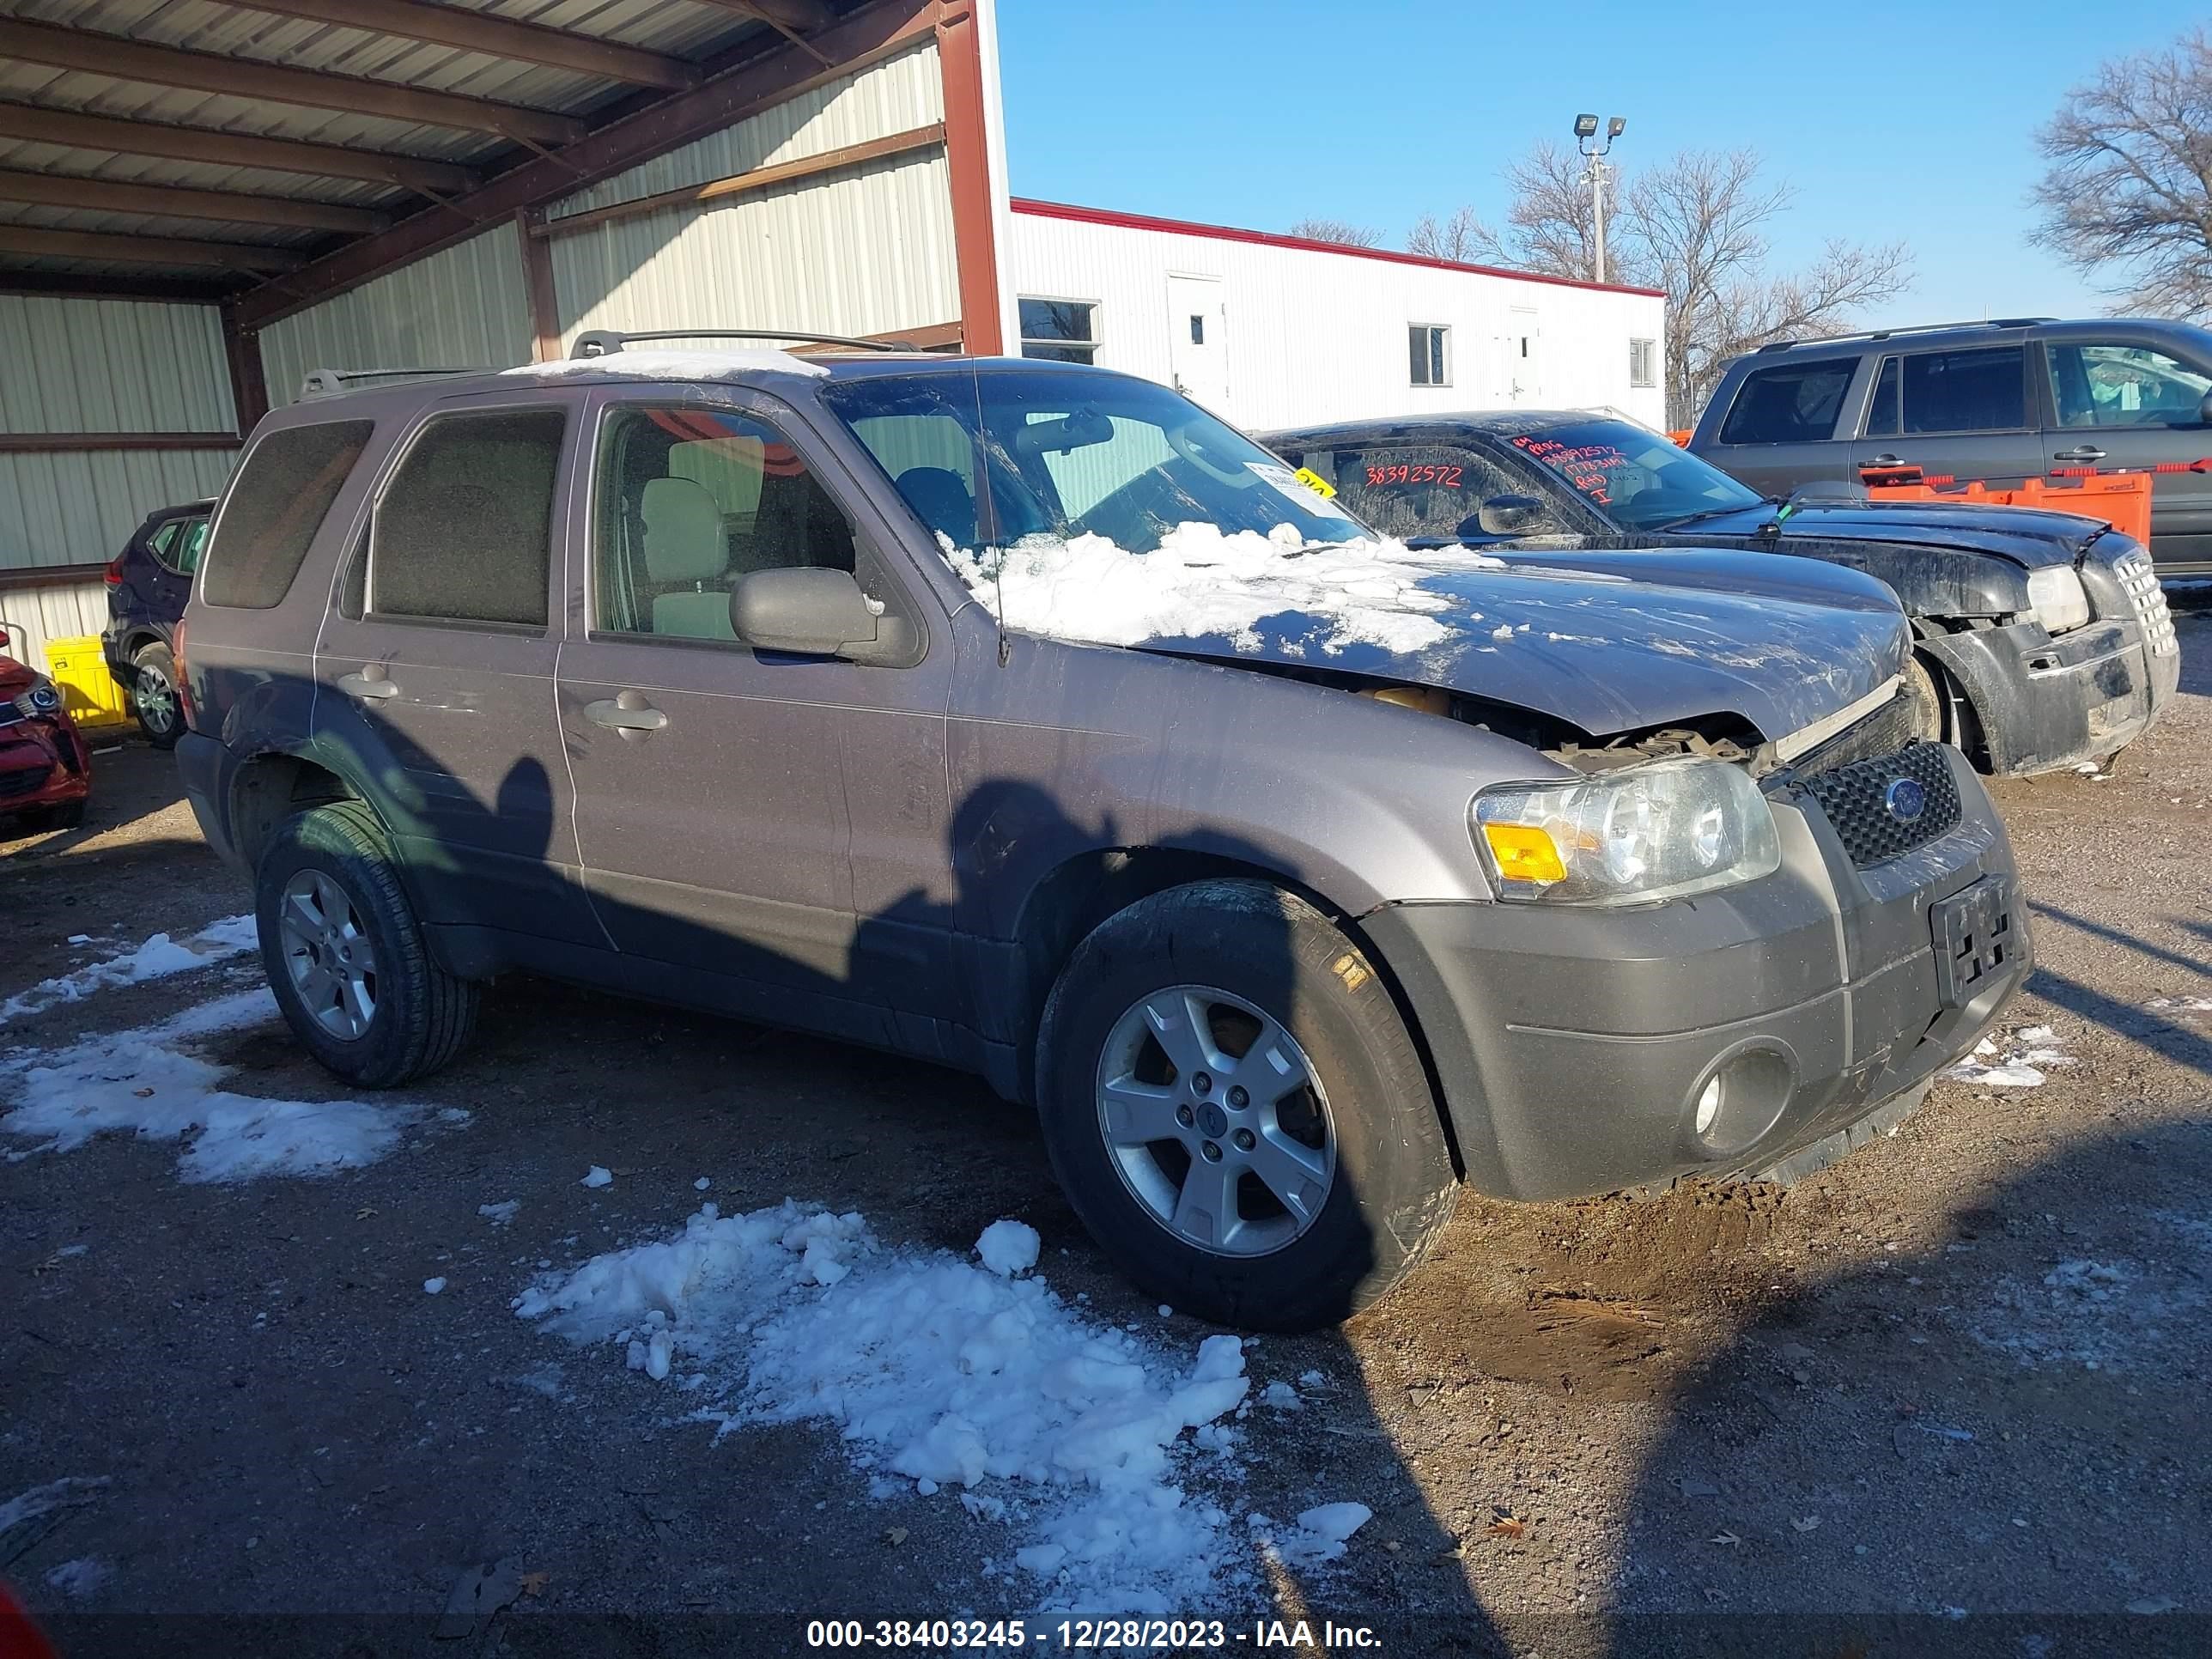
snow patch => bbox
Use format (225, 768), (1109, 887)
(0, 1475), (109, 1536)
(518, 1204), (1253, 1613)
(477, 1200), (520, 1226)
(422, 1277), (447, 1295)
(1250, 1502), (1371, 1568)
(1, 989), (437, 1182)
(500, 347), (826, 382)
(0, 914), (258, 1024)
(41, 1558), (109, 1599)
(976, 1218), (1040, 1277)
(946, 521), (1500, 659)
(580, 1165), (613, 1188)
(1942, 1024), (2074, 1090)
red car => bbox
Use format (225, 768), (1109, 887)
(0, 624), (91, 833)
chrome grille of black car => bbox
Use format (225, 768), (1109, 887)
(1798, 741), (1961, 867)
(2114, 551), (2179, 658)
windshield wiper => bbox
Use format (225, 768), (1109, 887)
(1662, 498), (1778, 531)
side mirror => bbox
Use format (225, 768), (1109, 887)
(1476, 494), (1552, 537)
(731, 567), (917, 666)
(2197, 388), (2212, 428)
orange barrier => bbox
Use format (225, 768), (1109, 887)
(1862, 473), (2152, 547)
(1667, 428), (1691, 447)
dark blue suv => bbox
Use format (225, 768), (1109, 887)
(100, 498), (211, 748)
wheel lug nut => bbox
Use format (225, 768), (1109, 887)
(1176, 1105), (1194, 1127)
(1200, 1140), (1223, 1163)
(1233, 1128), (1255, 1152)
(1228, 1086), (1248, 1109)
(1191, 1072), (1212, 1096)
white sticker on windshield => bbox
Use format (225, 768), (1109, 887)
(1248, 460), (1357, 522)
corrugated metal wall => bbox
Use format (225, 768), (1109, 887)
(551, 40), (960, 344)
(258, 225), (537, 408)
(1009, 210), (1669, 433)
(0, 295), (239, 674)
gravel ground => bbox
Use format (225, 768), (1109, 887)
(3, 617), (2209, 1658)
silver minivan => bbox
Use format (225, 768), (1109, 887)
(174, 337), (2029, 1329)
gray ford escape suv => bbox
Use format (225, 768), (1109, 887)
(174, 337), (2029, 1330)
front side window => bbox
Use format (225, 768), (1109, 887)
(202, 420), (373, 609)
(2045, 342), (2212, 428)
(1716, 360), (1852, 445)
(1409, 325), (1449, 386)
(1287, 443), (1518, 539)
(1629, 338), (1657, 390)
(372, 407), (566, 629)
(822, 367), (1366, 560)
(1018, 298), (1099, 365)
(1505, 418), (1765, 529)
(593, 404), (856, 641)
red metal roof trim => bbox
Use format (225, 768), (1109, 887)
(1010, 198), (1668, 299)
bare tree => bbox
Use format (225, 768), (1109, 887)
(1407, 144), (1910, 425)
(1407, 205), (1490, 263)
(2031, 27), (2212, 318)
(1285, 216), (1384, 248)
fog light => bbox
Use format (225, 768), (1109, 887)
(1693, 1077), (1722, 1137)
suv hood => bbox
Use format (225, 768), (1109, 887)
(1139, 547), (1909, 744)
(1663, 499), (2112, 568)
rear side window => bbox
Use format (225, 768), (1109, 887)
(1716, 361), (1854, 445)
(1893, 346), (2027, 434)
(201, 421), (373, 609)
(372, 408), (567, 629)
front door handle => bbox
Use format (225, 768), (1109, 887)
(337, 671), (398, 701)
(2053, 445), (2107, 464)
(585, 695), (668, 734)
(1868, 453), (1904, 466)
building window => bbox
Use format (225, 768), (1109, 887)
(1019, 297), (1099, 364)
(1409, 325), (1449, 386)
(1630, 338), (1657, 389)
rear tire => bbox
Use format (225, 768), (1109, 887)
(131, 643), (182, 750)
(1036, 879), (1457, 1332)
(254, 800), (477, 1088)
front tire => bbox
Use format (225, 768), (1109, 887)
(131, 643), (182, 750)
(255, 800), (477, 1088)
(1036, 879), (1457, 1332)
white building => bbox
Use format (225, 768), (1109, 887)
(1009, 199), (1668, 433)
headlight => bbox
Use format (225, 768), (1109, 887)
(2026, 566), (2090, 635)
(1472, 757), (1781, 905)
(9, 674), (62, 720)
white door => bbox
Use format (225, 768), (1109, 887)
(1504, 309), (1543, 402)
(1166, 275), (1230, 414)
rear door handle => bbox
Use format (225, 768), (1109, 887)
(585, 696), (667, 733)
(2053, 445), (2107, 463)
(337, 672), (398, 701)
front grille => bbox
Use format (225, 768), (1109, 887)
(1798, 741), (1961, 867)
(2114, 550), (2179, 658)
(0, 763), (53, 799)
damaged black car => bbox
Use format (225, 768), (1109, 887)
(1263, 412), (2182, 776)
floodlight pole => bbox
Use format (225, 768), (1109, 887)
(1575, 114), (1626, 285)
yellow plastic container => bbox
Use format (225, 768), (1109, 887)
(43, 634), (133, 730)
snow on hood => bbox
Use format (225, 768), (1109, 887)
(947, 521), (1499, 658)
(951, 524), (1909, 744)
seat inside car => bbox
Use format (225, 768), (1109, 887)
(894, 465), (977, 549)
(641, 475), (735, 640)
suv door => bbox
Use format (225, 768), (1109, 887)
(558, 387), (956, 1039)
(1696, 354), (1863, 495)
(313, 393), (601, 947)
(2039, 335), (2212, 572)
(1850, 343), (2043, 487)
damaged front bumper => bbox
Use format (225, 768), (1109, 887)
(1921, 547), (2182, 775)
(1359, 743), (2027, 1200)
(0, 710), (92, 819)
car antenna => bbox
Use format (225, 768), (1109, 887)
(962, 375), (1014, 666)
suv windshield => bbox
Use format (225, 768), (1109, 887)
(1506, 418), (1765, 532)
(821, 367), (1370, 557)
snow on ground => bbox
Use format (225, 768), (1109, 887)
(945, 521), (1500, 659)
(514, 1202), (1362, 1614)
(1, 988), (444, 1182)
(1942, 1024), (2073, 1089)
(0, 915), (258, 1025)
(0, 1476), (108, 1537)
(42, 1558), (109, 1598)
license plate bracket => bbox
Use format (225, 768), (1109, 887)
(1932, 874), (2017, 1009)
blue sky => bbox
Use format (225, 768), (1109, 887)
(995, 0), (2203, 325)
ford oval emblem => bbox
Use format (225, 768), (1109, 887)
(1884, 777), (1927, 823)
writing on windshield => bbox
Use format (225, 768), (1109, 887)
(1510, 434), (1628, 506)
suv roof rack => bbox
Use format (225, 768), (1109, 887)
(298, 366), (493, 399)
(1753, 317), (2057, 354)
(570, 326), (912, 358)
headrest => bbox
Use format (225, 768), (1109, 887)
(895, 465), (977, 550)
(641, 477), (724, 585)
